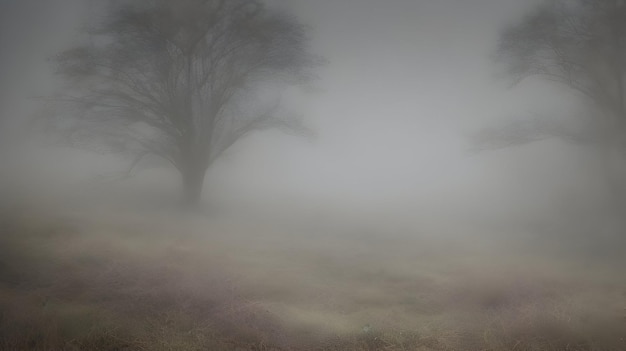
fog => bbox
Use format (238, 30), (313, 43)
(1, 0), (625, 350)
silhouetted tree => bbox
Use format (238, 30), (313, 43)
(54, 0), (317, 206)
(494, 0), (626, 205)
(499, 0), (626, 123)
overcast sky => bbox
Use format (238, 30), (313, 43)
(1, 0), (602, 225)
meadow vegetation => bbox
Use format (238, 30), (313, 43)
(0, 205), (625, 350)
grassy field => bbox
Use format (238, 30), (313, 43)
(0, 207), (625, 350)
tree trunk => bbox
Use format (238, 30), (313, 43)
(181, 164), (206, 207)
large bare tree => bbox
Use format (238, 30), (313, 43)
(54, 0), (317, 206)
(494, 0), (626, 205)
(499, 0), (626, 123)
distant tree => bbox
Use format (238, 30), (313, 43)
(491, 0), (626, 205)
(498, 0), (626, 127)
(54, 0), (317, 206)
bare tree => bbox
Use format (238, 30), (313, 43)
(494, 0), (626, 205)
(53, 0), (317, 206)
(499, 0), (626, 123)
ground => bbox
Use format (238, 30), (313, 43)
(0, 206), (625, 350)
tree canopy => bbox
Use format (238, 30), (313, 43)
(493, 0), (626, 208)
(498, 0), (626, 131)
(54, 0), (318, 205)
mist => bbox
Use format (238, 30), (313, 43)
(1, 1), (625, 350)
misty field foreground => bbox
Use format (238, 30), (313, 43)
(0, 207), (624, 351)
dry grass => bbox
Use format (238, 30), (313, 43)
(0, 207), (625, 350)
